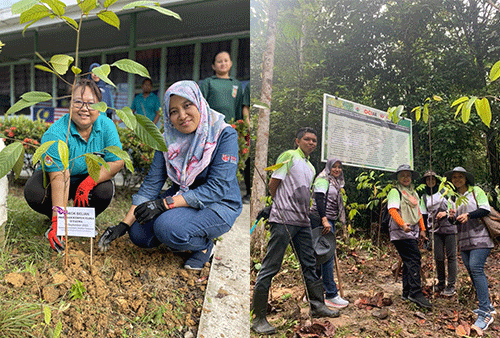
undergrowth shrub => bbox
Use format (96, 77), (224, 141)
(2, 116), (250, 189)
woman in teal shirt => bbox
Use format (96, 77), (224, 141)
(24, 78), (124, 253)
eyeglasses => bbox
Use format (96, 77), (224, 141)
(72, 100), (96, 110)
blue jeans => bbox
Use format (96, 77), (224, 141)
(316, 219), (338, 299)
(129, 207), (231, 252)
(461, 248), (492, 312)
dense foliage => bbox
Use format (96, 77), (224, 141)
(251, 0), (500, 234)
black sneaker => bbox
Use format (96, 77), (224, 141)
(433, 284), (445, 294)
(241, 194), (250, 204)
(408, 293), (432, 309)
(441, 286), (456, 297)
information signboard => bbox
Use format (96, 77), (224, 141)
(321, 94), (413, 172)
(56, 207), (96, 238)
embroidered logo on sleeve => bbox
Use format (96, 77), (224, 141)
(44, 154), (53, 166)
(222, 154), (230, 162)
(232, 85), (238, 98)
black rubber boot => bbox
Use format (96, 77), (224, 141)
(306, 279), (340, 318)
(251, 289), (276, 334)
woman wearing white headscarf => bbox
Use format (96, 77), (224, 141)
(98, 80), (242, 270)
(308, 158), (349, 308)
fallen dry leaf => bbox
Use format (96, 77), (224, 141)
(415, 311), (426, 319)
(216, 287), (229, 298)
(471, 324), (484, 336)
(455, 325), (467, 336)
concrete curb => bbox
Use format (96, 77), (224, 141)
(197, 203), (250, 338)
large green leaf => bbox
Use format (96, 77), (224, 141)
(422, 103), (429, 123)
(79, 0), (97, 14)
(54, 321), (62, 338)
(489, 60), (500, 82)
(12, 146), (25, 179)
(21, 91), (52, 102)
(84, 154), (102, 182)
(141, 5), (181, 21)
(91, 64), (116, 88)
(464, 96), (477, 124)
(115, 106), (137, 130)
(454, 103), (464, 118)
(86, 153), (110, 171)
(43, 305), (51, 326)
(42, 0), (66, 16)
(32, 140), (56, 166)
(50, 54), (74, 75)
(461, 98), (474, 124)
(91, 102), (108, 113)
(104, 0), (118, 7)
(97, 10), (120, 29)
(111, 59), (150, 78)
(62, 16), (78, 29)
(264, 160), (290, 171)
(451, 96), (469, 107)
(411, 106), (421, 121)
(6, 99), (37, 115)
(122, 1), (158, 9)
(19, 4), (50, 24)
(11, 0), (38, 14)
(35, 64), (56, 75)
(475, 97), (491, 128)
(57, 140), (69, 170)
(7, 91), (52, 115)
(104, 145), (134, 173)
(134, 114), (168, 152)
(0, 142), (24, 179)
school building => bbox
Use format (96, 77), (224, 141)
(0, 0), (250, 118)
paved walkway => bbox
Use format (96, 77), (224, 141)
(197, 202), (250, 338)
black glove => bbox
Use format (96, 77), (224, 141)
(97, 222), (130, 252)
(256, 206), (272, 221)
(134, 199), (168, 224)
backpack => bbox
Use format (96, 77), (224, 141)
(380, 188), (402, 232)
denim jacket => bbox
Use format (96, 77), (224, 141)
(132, 126), (242, 226)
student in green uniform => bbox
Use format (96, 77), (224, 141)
(200, 51), (243, 122)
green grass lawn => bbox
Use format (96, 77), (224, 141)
(0, 182), (134, 338)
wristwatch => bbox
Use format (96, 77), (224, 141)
(165, 196), (175, 209)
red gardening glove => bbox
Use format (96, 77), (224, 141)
(46, 216), (65, 253)
(74, 176), (97, 207)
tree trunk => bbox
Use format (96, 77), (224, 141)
(250, 0), (278, 257)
